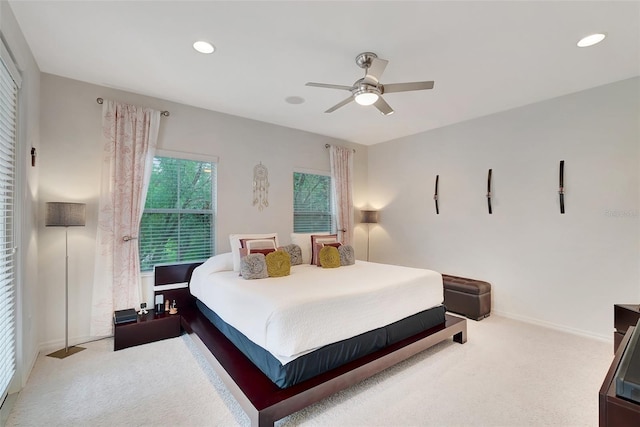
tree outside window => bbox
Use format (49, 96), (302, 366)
(140, 156), (216, 271)
(293, 172), (332, 232)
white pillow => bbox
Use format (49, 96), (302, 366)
(291, 232), (330, 265)
(189, 252), (233, 296)
(200, 252), (234, 274)
(230, 233), (279, 272)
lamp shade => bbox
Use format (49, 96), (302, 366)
(45, 202), (86, 227)
(361, 210), (379, 224)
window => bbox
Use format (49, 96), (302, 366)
(0, 40), (20, 402)
(139, 154), (216, 271)
(293, 172), (332, 232)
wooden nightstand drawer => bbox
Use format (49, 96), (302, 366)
(114, 310), (181, 351)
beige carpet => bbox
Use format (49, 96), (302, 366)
(6, 315), (612, 426)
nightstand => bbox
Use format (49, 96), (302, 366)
(614, 304), (640, 353)
(114, 309), (181, 351)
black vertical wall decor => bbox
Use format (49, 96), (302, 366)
(559, 160), (565, 214)
(487, 169), (493, 214)
(434, 175), (439, 214)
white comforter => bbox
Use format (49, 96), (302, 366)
(190, 259), (443, 364)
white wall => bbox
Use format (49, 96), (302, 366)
(1, 0), (41, 391)
(28, 35), (640, 358)
(38, 73), (368, 349)
(368, 77), (640, 340)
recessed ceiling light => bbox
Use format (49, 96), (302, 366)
(193, 41), (215, 54)
(285, 96), (305, 105)
(577, 33), (606, 48)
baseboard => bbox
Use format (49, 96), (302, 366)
(22, 345), (38, 387)
(492, 309), (611, 343)
(0, 392), (18, 425)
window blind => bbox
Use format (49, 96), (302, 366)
(139, 156), (216, 271)
(293, 172), (332, 233)
(0, 45), (18, 402)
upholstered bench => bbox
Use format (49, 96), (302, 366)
(442, 274), (492, 321)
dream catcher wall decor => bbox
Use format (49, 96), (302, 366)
(253, 162), (269, 211)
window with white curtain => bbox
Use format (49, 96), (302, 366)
(293, 171), (333, 233)
(0, 40), (20, 403)
(139, 153), (217, 271)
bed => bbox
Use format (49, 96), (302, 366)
(190, 256), (448, 388)
(162, 249), (467, 426)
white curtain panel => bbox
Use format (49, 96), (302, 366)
(90, 100), (160, 337)
(329, 145), (354, 246)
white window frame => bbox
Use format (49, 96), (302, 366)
(293, 168), (333, 233)
(0, 37), (21, 406)
(139, 149), (218, 272)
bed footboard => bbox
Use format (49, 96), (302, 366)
(182, 309), (466, 427)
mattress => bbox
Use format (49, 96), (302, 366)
(196, 298), (447, 388)
(190, 259), (444, 364)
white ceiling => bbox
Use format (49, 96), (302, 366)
(8, 1), (640, 146)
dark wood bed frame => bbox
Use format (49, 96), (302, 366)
(155, 262), (468, 427)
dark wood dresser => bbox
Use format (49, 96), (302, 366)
(600, 324), (640, 426)
(614, 304), (640, 353)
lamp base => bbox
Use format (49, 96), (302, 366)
(46, 346), (85, 359)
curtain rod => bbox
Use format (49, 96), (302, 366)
(96, 98), (170, 117)
(325, 143), (355, 153)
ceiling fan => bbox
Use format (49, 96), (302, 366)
(306, 52), (434, 116)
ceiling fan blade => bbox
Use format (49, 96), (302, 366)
(306, 82), (353, 91)
(325, 96), (354, 113)
(383, 81), (434, 93)
(363, 57), (388, 84)
(373, 96), (394, 116)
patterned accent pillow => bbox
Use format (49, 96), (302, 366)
(238, 247), (276, 276)
(319, 246), (341, 268)
(338, 244), (355, 266)
(265, 250), (291, 277)
(310, 234), (338, 265)
(241, 238), (277, 250)
(240, 253), (268, 280)
(314, 242), (342, 266)
(230, 233), (279, 272)
(239, 247), (276, 258)
(279, 244), (302, 266)
(291, 232), (329, 264)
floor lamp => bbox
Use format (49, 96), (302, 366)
(46, 202), (86, 359)
(360, 210), (379, 261)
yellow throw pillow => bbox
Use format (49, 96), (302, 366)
(266, 250), (291, 277)
(319, 246), (340, 268)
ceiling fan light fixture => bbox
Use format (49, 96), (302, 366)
(354, 92), (379, 106)
(577, 33), (606, 48)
